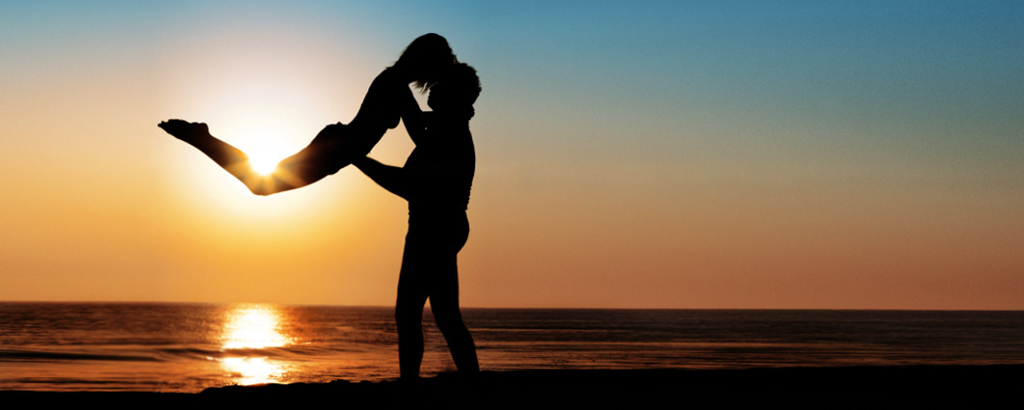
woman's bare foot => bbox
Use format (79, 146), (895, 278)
(158, 119), (211, 144)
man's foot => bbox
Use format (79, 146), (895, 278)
(158, 119), (211, 143)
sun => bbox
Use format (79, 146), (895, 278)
(232, 127), (292, 177)
(246, 145), (284, 176)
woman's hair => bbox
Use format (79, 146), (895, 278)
(394, 33), (457, 91)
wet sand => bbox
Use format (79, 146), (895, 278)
(3, 365), (1019, 408)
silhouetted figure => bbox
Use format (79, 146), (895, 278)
(158, 33), (456, 195)
(353, 63), (481, 380)
(159, 34), (482, 381)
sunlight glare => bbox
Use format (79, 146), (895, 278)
(157, 25), (375, 244)
(232, 126), (291, 176)
(219, 304), (293, 385)
(222, 304), (292, 349)
(221, 357), (285, 386)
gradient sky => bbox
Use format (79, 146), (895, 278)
(1, 1), (1022, 309)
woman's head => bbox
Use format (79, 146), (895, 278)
(428, 63), (481, 116)
(394, 33), (456, 91)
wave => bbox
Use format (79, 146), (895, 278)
(0, 348), (160, 362)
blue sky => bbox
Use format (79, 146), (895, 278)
(1, 1), (1022, 308)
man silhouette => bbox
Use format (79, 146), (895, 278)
(354, 63), (482, 380)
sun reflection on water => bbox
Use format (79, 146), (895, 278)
(220, 357), (282, 386)
(220, 304), (293, 385)
(223, 304), (292, 349)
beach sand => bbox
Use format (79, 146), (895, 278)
(3, 365), (1019, 408)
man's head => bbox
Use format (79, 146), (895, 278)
(428, 63), (481, 115)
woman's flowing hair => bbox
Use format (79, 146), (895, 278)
(394, 33), (457, 91)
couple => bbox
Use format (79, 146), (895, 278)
(159, 33), (481, 381)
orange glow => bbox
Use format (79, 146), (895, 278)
(232, 126), (292, 176)
(3, 4), (1023, 311)
(220, 304), (292, 385)
(220, 357), (285, 386)
(222, 304), (292, 349)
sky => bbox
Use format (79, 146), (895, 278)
(1, 1), (1022, 309)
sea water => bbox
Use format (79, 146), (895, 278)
(1, 302), (1023, 392)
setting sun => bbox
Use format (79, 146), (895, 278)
(229, 125), (292, 176)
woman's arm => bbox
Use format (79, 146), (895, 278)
(396, 86), (433, 145)
(352, 156), (411, 200)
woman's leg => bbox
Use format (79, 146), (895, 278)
(158, 120), (360, 195)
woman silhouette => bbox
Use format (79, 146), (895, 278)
(159, 33), (455, 195)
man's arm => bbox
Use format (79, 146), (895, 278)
(352, 156), (411, 200)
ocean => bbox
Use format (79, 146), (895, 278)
(2, 302), (1023, 392)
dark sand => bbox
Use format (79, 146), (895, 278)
(3, 366), (1019, 409)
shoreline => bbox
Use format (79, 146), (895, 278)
(2, 365), (1020, 408)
